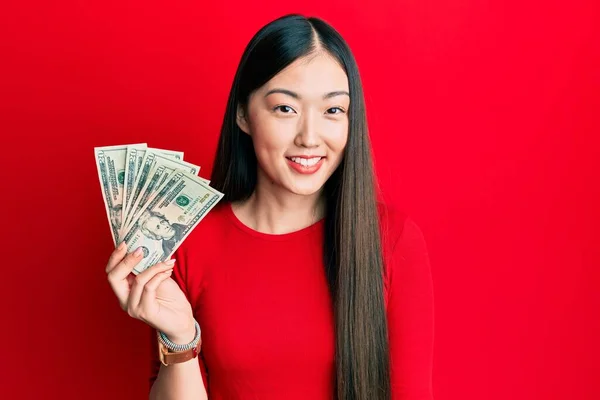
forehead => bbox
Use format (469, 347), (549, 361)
(262, 52), (349, 96)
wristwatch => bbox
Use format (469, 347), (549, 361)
(158, 336), (202, 366)
(157, 320), (202, 366)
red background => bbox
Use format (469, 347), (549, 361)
(1, 1), (598, 399)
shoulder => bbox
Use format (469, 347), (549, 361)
(377, 201), (426, 252)
(377, 202), (430, 295)
(178, 202), (231, 249)
(171, 202), (232, 300)
(377, 202), (414, 256)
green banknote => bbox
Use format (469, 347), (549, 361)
(121, 150), (206, 234)
(121, 171), (223, 274)
(94, 143), (146, 244)
(121, 147), (185, 238)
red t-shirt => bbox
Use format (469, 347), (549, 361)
(150, 202), (434, 399)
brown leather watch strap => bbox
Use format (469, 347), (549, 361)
(158, 336), (202, 366)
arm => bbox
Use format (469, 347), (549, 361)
(149, 247), (209, 400)
(149, 324), (210, 400)
(149, 345), (207, 400)
(387, 217), (435, 399)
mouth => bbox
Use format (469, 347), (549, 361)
(285, 156), (325, 174)
(286, 156), (324, 167)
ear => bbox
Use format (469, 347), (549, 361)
(236, 105), (250, 135)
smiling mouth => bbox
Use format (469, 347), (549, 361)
(286, 156), (324, 167)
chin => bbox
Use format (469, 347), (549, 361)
(284, 171), (337, 196)
(290, 188), (322, 196)
(285, 181), (327, 196)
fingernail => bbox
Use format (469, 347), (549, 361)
(117, 241), (126, 250)
(165, 259), (176, 266)
(134, 247), (143, 257)
(165, 270), (173, 275)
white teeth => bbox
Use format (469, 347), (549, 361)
(290, 157), (322, 167)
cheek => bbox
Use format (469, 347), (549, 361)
(249, 114), (292, 157)
(326, 121), (349, 153)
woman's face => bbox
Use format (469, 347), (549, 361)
(238, 52), (350, 197)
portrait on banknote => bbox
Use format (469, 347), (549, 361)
(137, 210), (186, 256)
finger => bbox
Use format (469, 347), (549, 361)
(108, 246), (145, 283)
(138, 270), (173, 313)
(105, 241), (128, 273)
(106, 244), (139, 310)
(144, 268), (173, 294)
(127, 260), (176, 314)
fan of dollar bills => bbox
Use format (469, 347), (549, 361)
(94, 143), (223, 274)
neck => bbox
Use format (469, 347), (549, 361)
(232, 173), (325, 235)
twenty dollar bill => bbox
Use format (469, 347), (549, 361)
(94, 143), (147, 244)
(121, 171), (223, 274)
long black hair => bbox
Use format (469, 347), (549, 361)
(210, 14), (390, 400)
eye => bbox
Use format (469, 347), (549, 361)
(326, 107), (345, 115)
(274, 105), (296, 114)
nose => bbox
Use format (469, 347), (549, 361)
(295, 110), (321, 148)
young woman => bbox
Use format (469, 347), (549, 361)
(105, 14), (434, 400)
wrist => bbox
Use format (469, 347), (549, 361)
(168, 328), (196, 346)
(162, 318), (198, 346)
(157, 322), (202, 366)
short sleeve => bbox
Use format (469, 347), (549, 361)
(148, 245), (210, 393)
(386, 217), (435, 399)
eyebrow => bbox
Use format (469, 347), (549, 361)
(264, 88), (350, 100)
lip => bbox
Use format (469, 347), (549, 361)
(285, 156), (325, 175)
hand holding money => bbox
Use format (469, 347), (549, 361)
(94, 143), (223, 274)
(105, 242), (196, 343)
